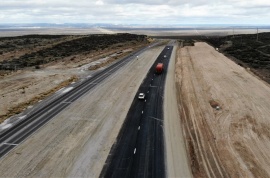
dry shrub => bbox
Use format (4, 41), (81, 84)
(0, 76), (78, 123)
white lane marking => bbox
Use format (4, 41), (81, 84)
(1, 123), (12, 130)
(149, 116), (163, 122)
(56, 87), (65, 93)
(62, 87), (74, 93)
(134, 148), (136, 154)
(18, 115), (27, 119)
(3, 143), (18, 146)
(138, 126), (140, 130)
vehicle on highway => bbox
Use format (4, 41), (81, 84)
(164, 55), (167, 58)
(138, 93), (145, 99)
(156, 63), (163, 74)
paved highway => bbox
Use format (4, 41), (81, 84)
(0, 44), (155, 158)
(100, 45), (173, 177)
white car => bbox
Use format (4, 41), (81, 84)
(138, 93), (145, 100)
(164, 55), (167, 58)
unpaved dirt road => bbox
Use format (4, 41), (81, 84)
(0, 45), (164, 177)
(176, 42), (270, 177)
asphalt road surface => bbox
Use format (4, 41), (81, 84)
(0, 44), (155, 159)
(100, 46), (173, 178)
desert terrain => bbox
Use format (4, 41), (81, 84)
(2, 29), (270, 178)
(0, 34), (149, 125)
(176, 42), (270, 177)
(205, 32), (270, 84)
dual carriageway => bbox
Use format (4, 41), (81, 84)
(0, 43), (174, 177)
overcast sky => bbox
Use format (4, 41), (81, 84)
(0, 0), (270, 25)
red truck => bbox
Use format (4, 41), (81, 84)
(156, 63), (163, 74)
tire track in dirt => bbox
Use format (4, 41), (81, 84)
(175, 42), (270, 178)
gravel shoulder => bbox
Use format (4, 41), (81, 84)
(164, 42), (192, 177)
(0, 45), (164, 177)
(175, 42), (270, 177)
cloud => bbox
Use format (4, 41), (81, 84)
(0, 0), (269, 24)
(96, 0), (104, 5)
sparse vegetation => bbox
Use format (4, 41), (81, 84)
(205, 32), (270, 83)
(0, 33), (150, 124)
(0, 76), (77, 123)
(0, 33), (148, 70)
(183, 39), (195, 46)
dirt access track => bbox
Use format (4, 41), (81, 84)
(176, 42), (270, 177)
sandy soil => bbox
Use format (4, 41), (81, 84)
(0, 45), (164, 177)
(175, 42), (270, 177)
(164, 42), (192, 177)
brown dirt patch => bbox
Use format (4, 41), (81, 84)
(175, 42), (270, 177)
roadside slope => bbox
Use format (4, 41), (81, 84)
(176, 42), (270, 177)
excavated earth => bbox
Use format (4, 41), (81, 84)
(176, 42), (270, 177)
